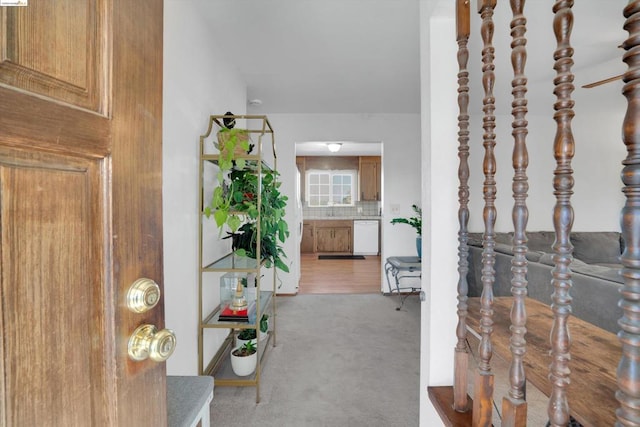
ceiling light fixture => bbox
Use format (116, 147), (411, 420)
(327, 143), (342, 153)
(248, 99), (263, 106)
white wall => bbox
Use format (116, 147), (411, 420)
(264, 113), (421, 294)
(163, 0), (247, 375)
(419, 1), (458, 425)
(467, 110), (626, 233)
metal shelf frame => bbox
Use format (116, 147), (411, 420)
(197, 115), (278, 403)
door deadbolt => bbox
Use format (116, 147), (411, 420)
(128, 324), (176, 362)
(127, 278), (160, 313)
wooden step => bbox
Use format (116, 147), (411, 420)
(428, 386), (474, 427)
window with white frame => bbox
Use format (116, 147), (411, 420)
(307, 170), (357, 206)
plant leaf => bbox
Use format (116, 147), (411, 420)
(227, 215), (242, 232)
(213, 209), (227, 228)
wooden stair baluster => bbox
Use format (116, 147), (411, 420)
(617, 2), (640, 426)
(473, 1), (498, 426)
(549, 1), (576, 426)
(502, 1), (529, 426)
(454, 0), (472, 414)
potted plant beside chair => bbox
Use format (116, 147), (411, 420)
(390, 204), (423, 259)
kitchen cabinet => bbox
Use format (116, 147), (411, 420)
(314, 220), (353, 253)
(360, 156), (381, 201)
(301, 221), (315, 253)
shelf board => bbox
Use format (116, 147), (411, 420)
(202, 252), (260, 271)
(201, 156), (273, 172)
(204, 330), (274, 385)
(202, 290), (273, 328)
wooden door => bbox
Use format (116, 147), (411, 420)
(0, 1), (167, 426)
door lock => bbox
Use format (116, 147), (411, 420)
(128, 324), (176, 362)
(127, 278), (160, 313)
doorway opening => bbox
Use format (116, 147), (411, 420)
(294, 141), (383, 294)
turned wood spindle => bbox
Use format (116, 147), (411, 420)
(549, 1), (575, 426)
(616, 2), (640, 426)
(473, 1), (497, 426)
(454, 0), (472, 414)
(502, 0), (530, 426)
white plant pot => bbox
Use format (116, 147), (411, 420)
(230, 350), (257, 376)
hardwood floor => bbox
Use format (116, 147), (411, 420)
(298, 253), (382, 294)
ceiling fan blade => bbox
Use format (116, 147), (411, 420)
(582, 73), (624, 89)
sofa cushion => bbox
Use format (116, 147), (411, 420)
(571, 263), (623, 284)
(493, 242), (514, 256)
(571, 232), (621, 264)
(526, 231), (555, 252)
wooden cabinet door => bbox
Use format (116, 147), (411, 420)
(333, 227), (353, 253)
(301, 221), (315, 253)
(0, 1), (166, 426)
(315, 227), (334, 253)
(360, 156), (381, 201)
(315, 226), (352, 253)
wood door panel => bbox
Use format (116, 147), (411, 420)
(0, 86), (110, 157)
(0, 0), (109, 114)
(0, 1), (166, 425)
(0, 150), (111, 426)
(315, 228), (334, 252)
(333, 227), (352, 253)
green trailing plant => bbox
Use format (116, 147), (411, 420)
(204, 132), (290, 273)
(222, 168), (290, 273)
(390, 204), (422, 236)
(204, 128), (253, 233)
(259, 314), (269, 334)
(216, 127), (251, 172)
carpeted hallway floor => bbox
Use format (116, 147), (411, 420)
(209, 293), (421, 426)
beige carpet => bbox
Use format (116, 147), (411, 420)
(209, 293), (421, 426)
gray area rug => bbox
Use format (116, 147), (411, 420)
(209, 293), (421, 426)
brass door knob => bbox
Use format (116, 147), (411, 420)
(127, 278), (160, 313)
(128, 324), (176, 362)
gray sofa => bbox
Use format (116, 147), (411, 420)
(467, 231), (624, 334)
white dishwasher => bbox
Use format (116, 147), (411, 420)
(353, 220), (380, 255)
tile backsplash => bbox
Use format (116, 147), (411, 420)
(303, 201), (381, 218)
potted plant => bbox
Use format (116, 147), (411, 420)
(235, 314), (269, 348)
(215, 112), (255, 171)
(204, 115), (290, 273)
(230, 341), (257, 377)
(390, 204), (423, 258)
(220, 168), (290, 273)
(236, 328), (258, 348)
